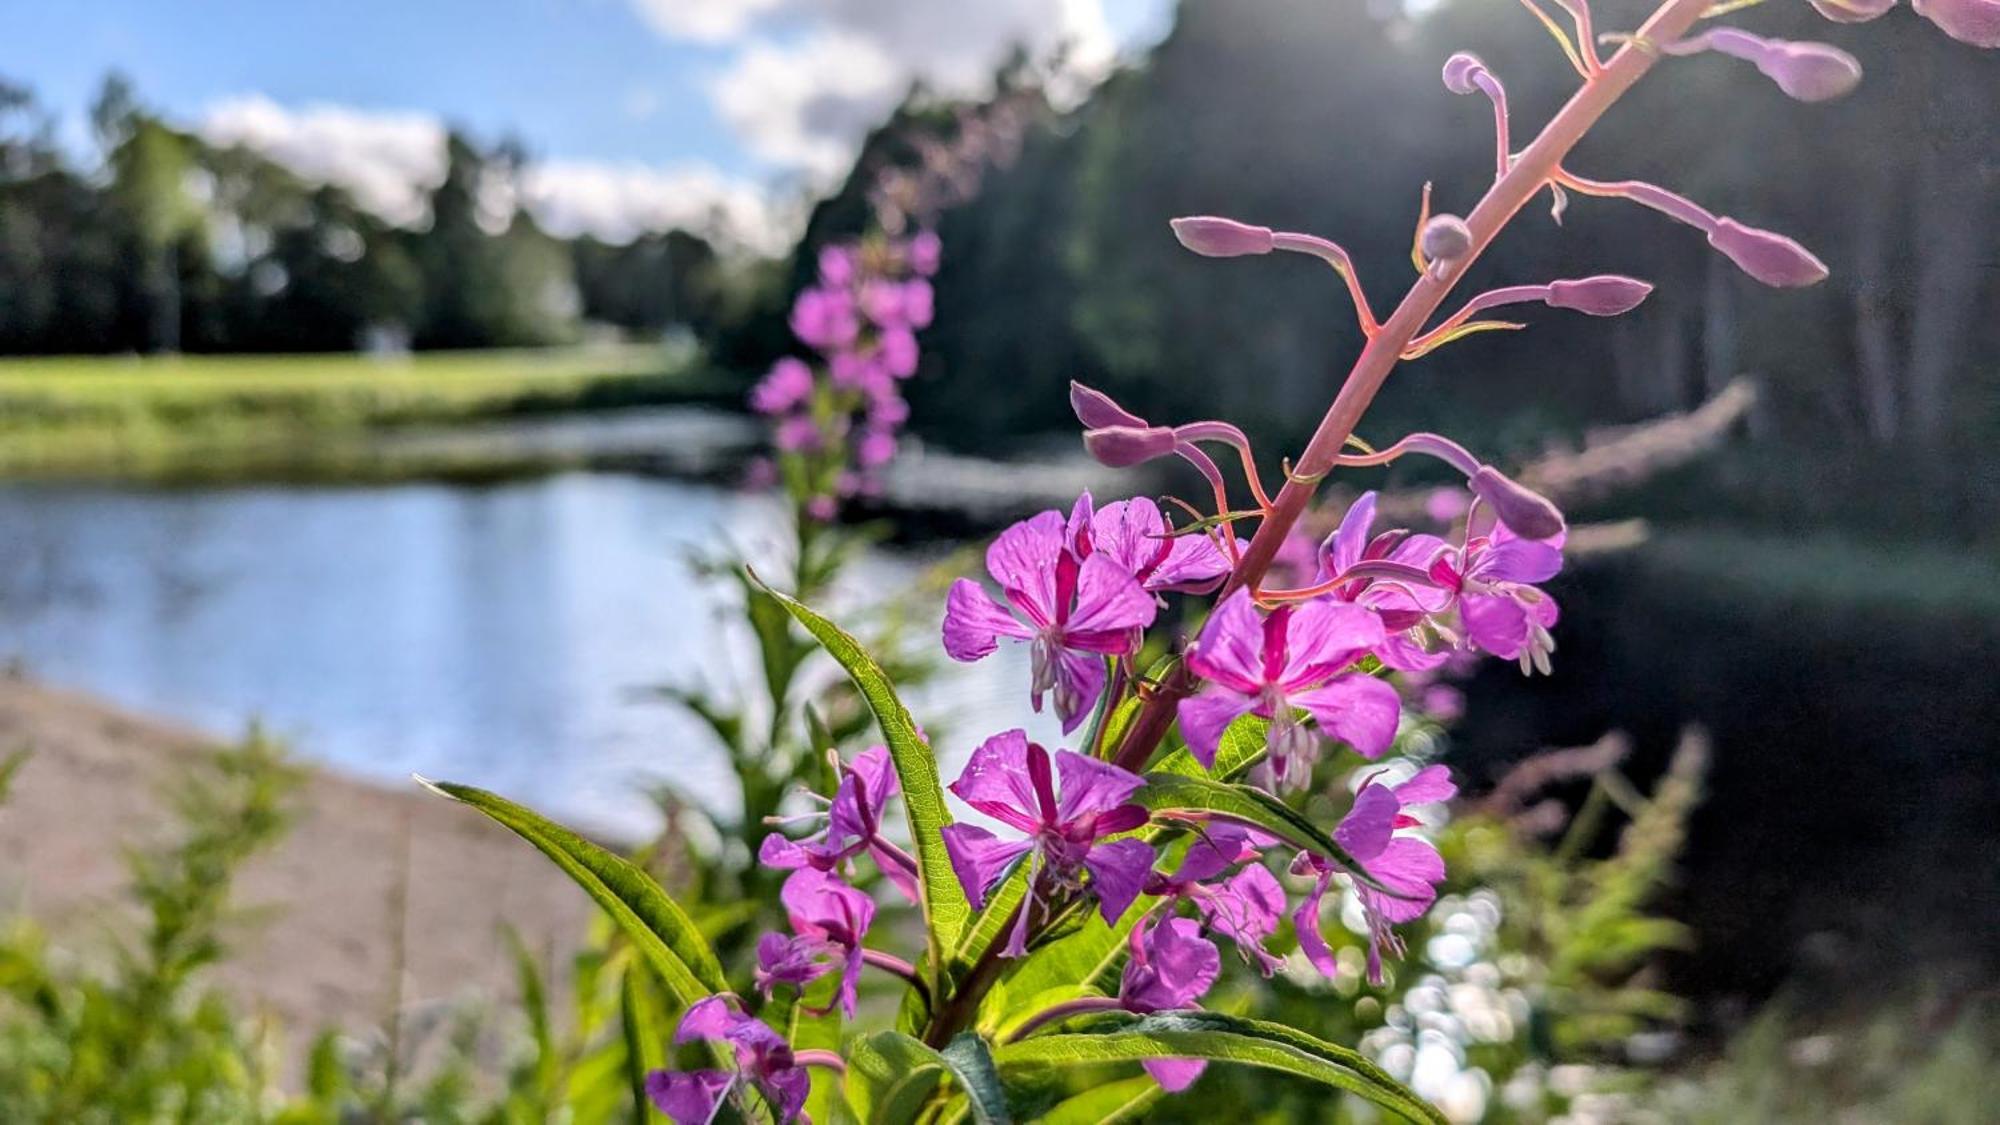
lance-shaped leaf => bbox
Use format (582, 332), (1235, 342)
(994, 1011), (1445, 1124)
(1132, 773), (1398, 897)
(1151, 714), (1268, 780)
(755, 577), (973, 985)
(846, 1031), (1015, 1125)
(1037, 1075), (1165, 1124)
(419, 780), (727, 1010)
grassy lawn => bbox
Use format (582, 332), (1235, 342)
(0, 346), (731, 479)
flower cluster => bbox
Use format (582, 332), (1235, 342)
(749, 232), (940, 520)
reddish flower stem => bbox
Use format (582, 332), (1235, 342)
(1111, 0), (1716, 774)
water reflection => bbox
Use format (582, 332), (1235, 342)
(0, 474), (1053, 835)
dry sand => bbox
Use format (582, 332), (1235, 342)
(0, 676), (597, 1042)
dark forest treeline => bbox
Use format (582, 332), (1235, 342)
(0, 76), (746, 356)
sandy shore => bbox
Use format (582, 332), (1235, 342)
(0, 677), (597, 1042)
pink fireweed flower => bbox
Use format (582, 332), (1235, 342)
(1119, 916), (1223, 1091)
(1316, 492), (1454, 672)
(646, 996), (810, 1124)
(879, 326), (920, 379)
(774, 414), (823, 453)
(789, 286), (858, 351)
(751, 357), (814, 415)
(939, 730), (1156, 956)
(752, 869), (876, 1018)
(1429, 516), (1564, 673)
(1144, 824), (1287, 974)
(1178, 590), (1401, 791)
(943, 510), (1156, 732)
(1663, 29), (1862, 103)
(1169, 215), (1276, 258)
(1065, 491), (1232, 596)
(818, 243), (856, 287)
(1915, 0), (2000, 47)
(1811, 0), (1896, 21)
(906, 229), (943, 276)
(1293, 765), (1456, 985)
(760, 746), (919, 902)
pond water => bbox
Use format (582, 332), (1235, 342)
(0, 474), (1058, 835)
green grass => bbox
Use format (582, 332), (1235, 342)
(0, 346), (731, 480)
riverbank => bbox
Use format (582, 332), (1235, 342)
(0, 346), (732, 481)
(0, 676), (596, 1041)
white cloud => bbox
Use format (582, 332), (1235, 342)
(198, 96), (785, 251)
(629, 0), (784, 44)
(641, 0), (1117, 178)
(707, 31), (906, 178)
(201, 95), (447, 226)
(520, 160), (790, 254)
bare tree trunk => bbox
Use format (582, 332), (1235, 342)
(1904, 144), (1984, 444)
(1701, 251), (1738, 400)
(1850, 200), (1901, 445)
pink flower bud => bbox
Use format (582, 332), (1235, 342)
(1083, 424), (1180, 468)
(1469, 466), (1566, 541)
(1810, 0), (1897, 22)
(1420, 214), (1474, 263)
(1170, 216), (1275, 258)
(906, 229), (943, 276)
(1915, 0), (2000, 47)
(1545, 275), (1654, 316)
(1755, 40), (1863, 102)
(1707, 218), (1830, 288)
(1442, 52), (1488, 95)
(1069, 381), (1149, 430)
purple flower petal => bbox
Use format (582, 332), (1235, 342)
(675, 995), (739, 1044)
(1145, 1058), (1209, 1092)
(947, 729), (1046, 833)
(1084, 837), (1157, 924)
(1291, 674), (1401, 760)
(1176, 688), (1258, 769)
(1321, 491), (1380, 578)
(1065, 553), (1158, 637)
(939, 823), (1033, 910)
(986, 512), (1067, 628)
(1292, 872), (1341, 978)
(1054, 749), (1147, 822)
(1047, 647), (1110, 734)
(1335, 783), (1400, 863)
(1186, 590), (1269, 695)
(645, 1068), (733, 1124)
(1121, 917), (1221, 1012)
(942, 579), (1031, 662)
(1277, 600), (1386, 688)
(1393, 765), (1457, 807)
(1362, 837), (1447, 924)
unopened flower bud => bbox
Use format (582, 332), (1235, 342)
(1442, 52), (1488, 96)
(1420, 214), (1474, 263)
(1470, 466), (1566, 541)
(1914, 0), (2000, 47)
(1170, 216), (1275, 258)
(1083, 424), (1180, 468)
(1069, 381), (1149, 430)
(1545, 275), (1654, 316)
(1707, 217), (1830, 288)
(1810, 0), (1897, 22)
(1755, 39), (1863, 101)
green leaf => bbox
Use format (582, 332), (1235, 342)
(993, 1011), (1444, 1124)
(1132, 773), (1398, 897)
(754, 577), (971, 984)
(845, 1030), (1015, 1125)
(620, 965), (670, 1125)
(938, 1033), (1014, 1125)
(1035, 1075), (1163, 1124)
(845, 1031), (951, 1125)
(419, 779), (728, 1013)
(1151, 714), (1267, 779)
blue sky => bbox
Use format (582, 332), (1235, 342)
(0, 0), (1173, 247)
